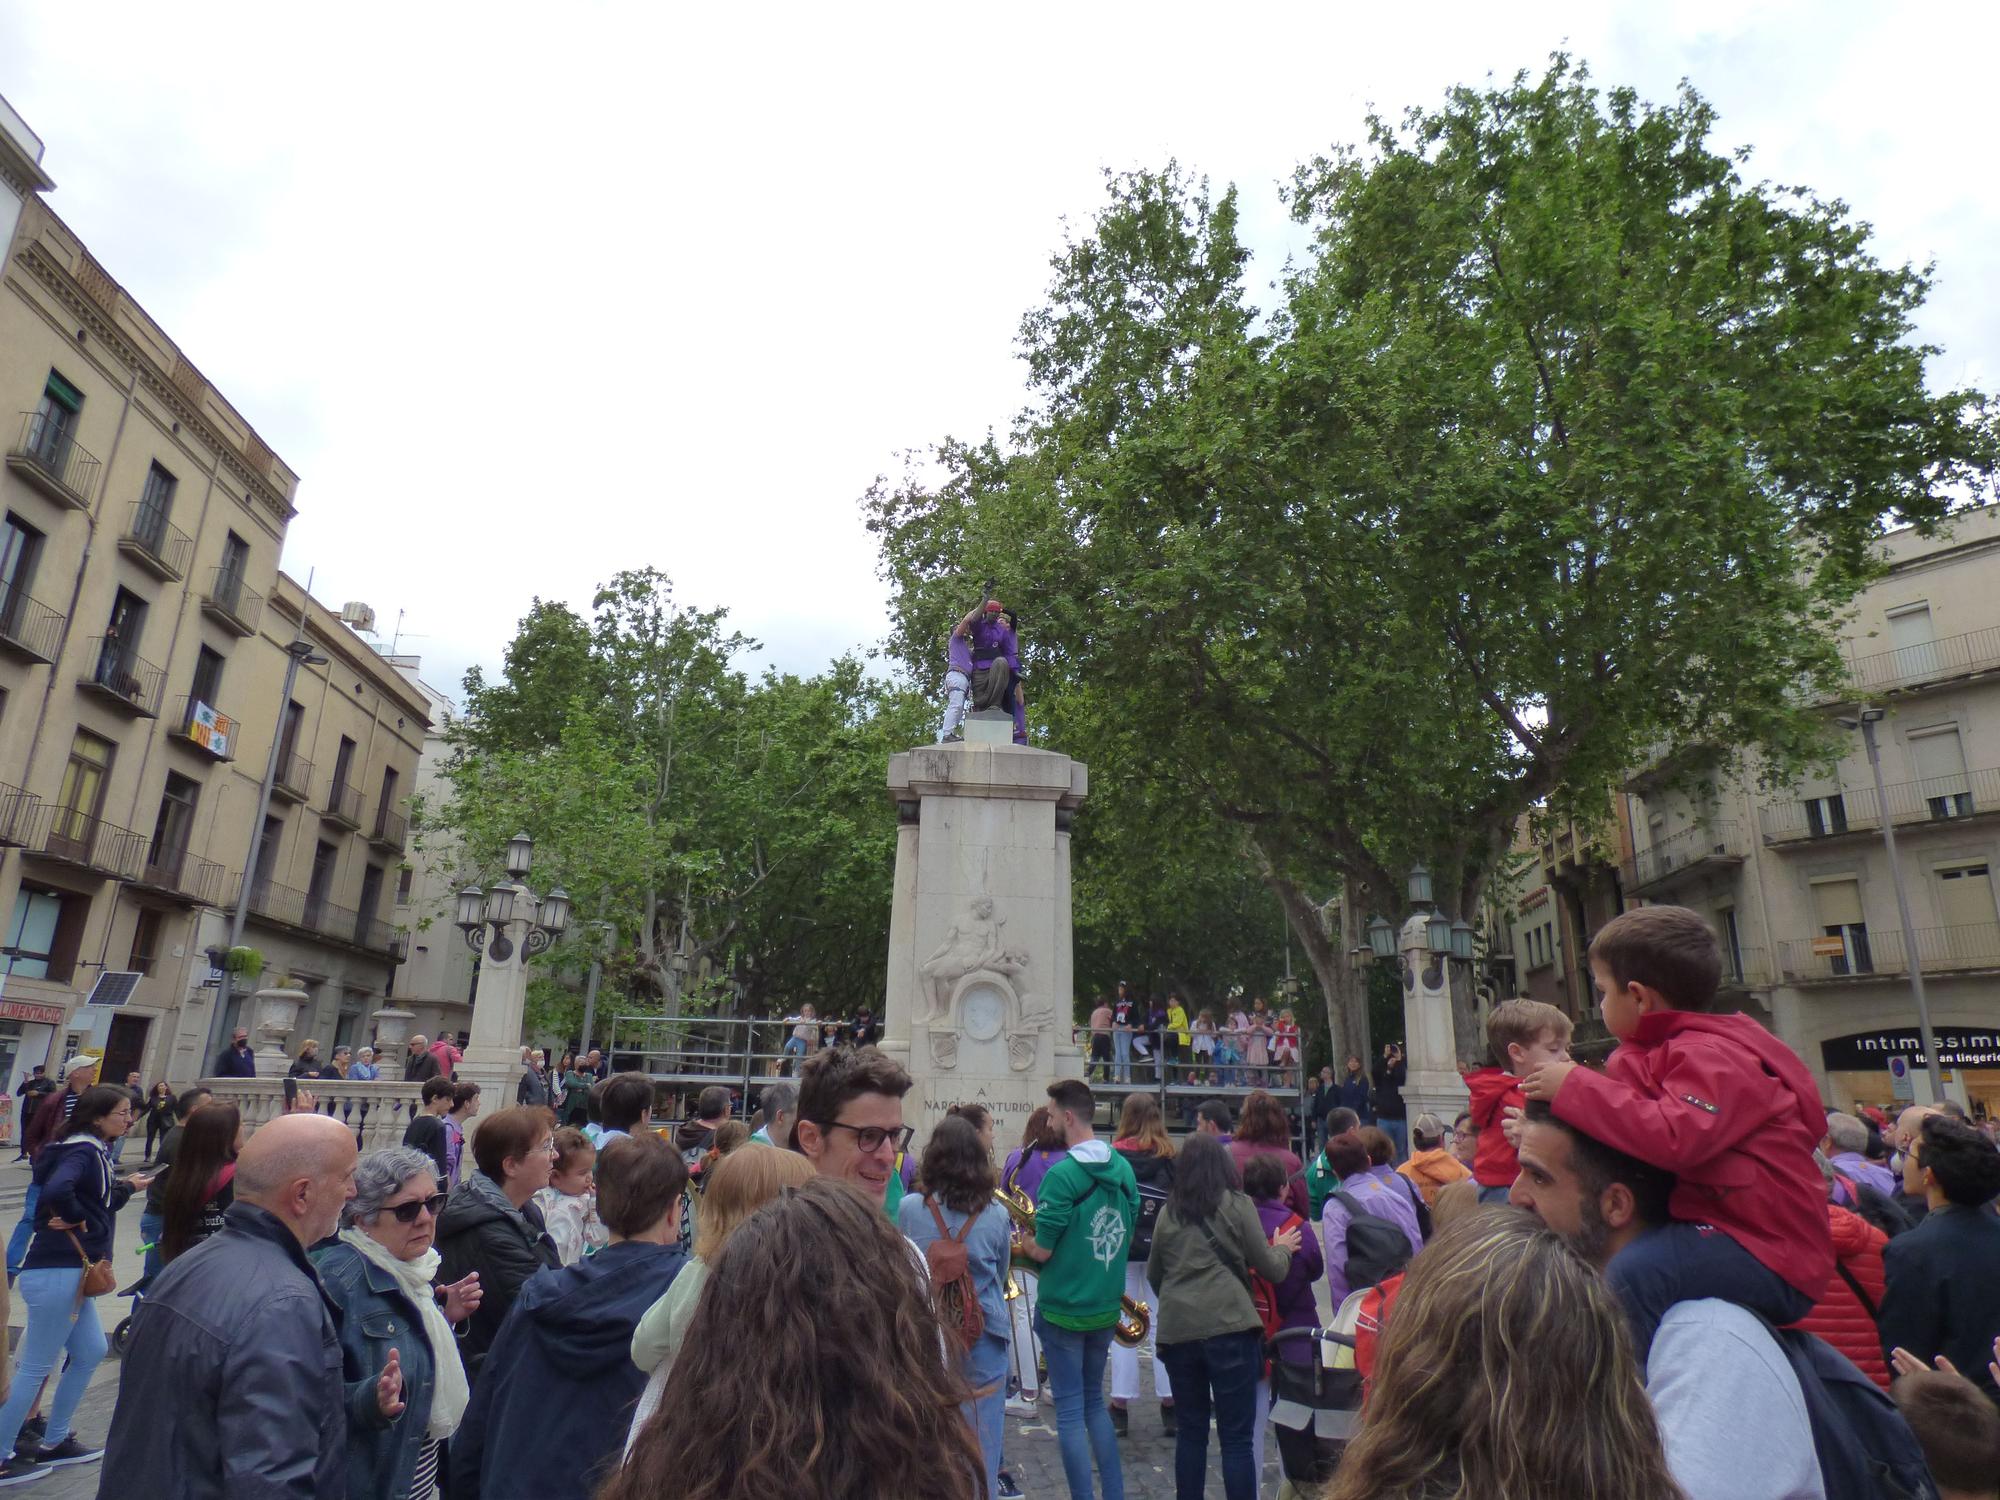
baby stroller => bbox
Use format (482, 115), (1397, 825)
(1267, 1319), (1365, 1489)
(111, 1266), (153, 1355)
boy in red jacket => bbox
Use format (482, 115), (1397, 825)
(1462, 998), (1572, 1204)
(1522, 904), (1832, 1358)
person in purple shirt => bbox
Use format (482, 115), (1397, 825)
(938, 606), (978, 741)
(1823, 1110), (1900, 1199)
(1243, 1153), (1323, 1483)
(1318, 1128), (1424, 1307)
(943, 600), (1029, 745)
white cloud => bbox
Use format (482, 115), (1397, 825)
(4, 2), (1993, 696)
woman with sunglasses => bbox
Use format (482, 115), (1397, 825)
(314, 1147), (484, 1500)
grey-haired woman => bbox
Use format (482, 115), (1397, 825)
(312, 1148), (484, 1499)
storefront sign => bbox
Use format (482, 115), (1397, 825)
(0, 1001), (64, 1027)
(1821, 1028), (2000, 1070)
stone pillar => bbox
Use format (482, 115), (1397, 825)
(457, 921), (530, 1138)
(1398, 914), (1470, 1123)
(883, 742), (1088, 1155)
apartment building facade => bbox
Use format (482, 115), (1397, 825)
(1623, 505), (2000, 1116)
(0, 101), (423, 1096)
(385, 659), (478, 1047)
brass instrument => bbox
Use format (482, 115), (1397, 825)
(993, 1184), (1151, 1349)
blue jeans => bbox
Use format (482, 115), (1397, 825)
(6, 1186), (38, 1278)
(967, 1330), (1010, 1500)
(1158, 1329), (1263, 1500)
(139, 1211), (164, 1281)
(1112, 1030), (1132, 1083)
(0, 1267), (107, 1455)
(1034, 1312), (1122, 1500)
(1378, 1116), (1408, 1162)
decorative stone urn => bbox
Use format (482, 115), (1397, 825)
(371, 1007), (415, 1055)
(252, 987), (310, 1070)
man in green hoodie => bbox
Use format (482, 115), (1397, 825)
(1021, 1078), (1138, 1500)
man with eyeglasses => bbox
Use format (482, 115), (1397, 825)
(791, 1046), (916, 1211)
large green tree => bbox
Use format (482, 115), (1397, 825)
(867, 59), (1996, 1065)
(434, 570), (928, 1029)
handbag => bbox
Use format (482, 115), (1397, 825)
(67, 1230), (116, 1299)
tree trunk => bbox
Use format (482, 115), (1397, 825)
(1259, 857), (1352, 1068)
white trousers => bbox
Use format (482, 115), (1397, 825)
(1007, 1266), (1041, 1396)
(1108, 1261), (1172, 1401)
(938, 669), (970, 740)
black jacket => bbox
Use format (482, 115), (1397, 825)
(1878, 1202), (2000, 1403)
(402, 1113), (449, 1185)
(435, 1169), (560, 1377)
(516, 1069), (550, 1109)
(403, 1051), (442, 1084)
(98, 1202), (351, 1500)
(1369, 1058), (1407, 1122)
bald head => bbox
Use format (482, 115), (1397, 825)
(237, 1114), (358, 1245)
(1894, 1104), (1940, 1149)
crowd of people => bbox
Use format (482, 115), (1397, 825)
(1079, 985), (1305, 1090)
(0, 901), (1990, 1496)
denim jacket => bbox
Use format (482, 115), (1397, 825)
(312, 1239), (437, 1500)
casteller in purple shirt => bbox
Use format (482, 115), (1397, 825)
(1254, 1195), (1325, 1364)
(969, 612), (1020, 675)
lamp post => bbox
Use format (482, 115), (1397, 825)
(1837, 709), (1943, 1103)
(1364, 866), (1475, 1124)
(452, 832), (570, 1126)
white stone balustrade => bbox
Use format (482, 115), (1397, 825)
(199, 1076), (426, 1154)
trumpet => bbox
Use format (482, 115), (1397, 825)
(993, 1185), (1151, 1349)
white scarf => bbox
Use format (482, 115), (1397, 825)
(337, 1228), (469, 1439)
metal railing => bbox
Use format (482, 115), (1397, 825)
(240, 875), (399, 953)
(78, 636), (165, 715)
(169, 696), (237, 760)
(200, 566), (263, 634)
(324, 779), (363, 829)
(1719, 946), (1771, 988)
(368, 805), (408, 850)
(0, 582), (65, 662)
(1625, 821), (1747, 889)
(137, 845), (226, 903)
(0, 782), (39, 846)
(1779, 922), (2000, 981)
(21, 802), (147, 879)
(1760, 766), (2000, 842)
(272, 750), (313, 801)
(121, 501), (193, 578)
(1845, 625), (2000, 695)
(8, 411), (99, 506)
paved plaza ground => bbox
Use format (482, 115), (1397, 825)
(0, 1155), (1312, 1498)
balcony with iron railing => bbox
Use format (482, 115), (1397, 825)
(118, 501), (193, 582)
(1760, 767), (2000, 844)
(1841, 625), (2000, 698)
(168, 697), (238, 762)
(239, 875), (401, 955)
(77, 637), (164, 717)
(323, 779), (363, 831)
(19, 802), (147, 880)
(270, 750), (313, 804)
(368, 804), (407, 852)
(0, 782), (38, 847)
(0, 581), (65, 665)
(134, 845), (226, 905)
(6, 411), (99, 510)
(1778, 922), (2000, 982)
(199, 566), (262, 637)
(1623, 821), (1748, 893)
(1719, 946), (1772, 989)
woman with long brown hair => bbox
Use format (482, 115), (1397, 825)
(1326, 1208), (1683, 1500)
(610, 1177), (983, 1500)
(1110, 1092), (1176, 1435)
(1227, 1089), (1311, 1221)
(157, 1102), (241, 1264)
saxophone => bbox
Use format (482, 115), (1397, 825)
(993, 1184), (1151, 1349)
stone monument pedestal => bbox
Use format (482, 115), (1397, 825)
(883, 742), (1088, 1152)
(1397, 914), (1471, 1124)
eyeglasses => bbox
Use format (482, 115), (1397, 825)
(822, 1121), (915, 1155)
(383, 1193), (448, 1224)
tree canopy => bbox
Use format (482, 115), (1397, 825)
(866, 59), (1997, 1064)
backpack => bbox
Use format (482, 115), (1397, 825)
(1760, 1320), (1937, 1500)
(1831, 1173), (1915, 1241)
(1246, 1213), (1302, 1343)
(922, 1197), (987, 1353)
(1330, 1191), (1414, 1290)
(1121, 1152), (1170, 1262)
(677, 1135), (710, 1256)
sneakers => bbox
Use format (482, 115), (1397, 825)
(1003, 1394), (1036, 1418)
(17, 1422), (42, 1448)
(997, 1471), (1025, 1499)
(0, 1453), (45, 1487)
(31, 1437), (101, 1469)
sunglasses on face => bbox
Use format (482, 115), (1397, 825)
(383, 1193), (448, 1224)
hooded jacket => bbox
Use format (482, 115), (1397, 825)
(1551, 1010), (1833, 1299)
(1791, 1202), (1889, 1389)
(1031, 1141), (1139, 1332)
(1395, 1146), (1472, 1208)
(1463, 1066), (1526, 1187)
(24, 1132), (133, 1268)
(448, 1239), (687, 1500)
(434, 1169), (560, 1376)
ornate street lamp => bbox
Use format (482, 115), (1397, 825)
(457, 838), (569, 962)
(1406, 864), (1434, 906)
(1366, 916), (1397, 959)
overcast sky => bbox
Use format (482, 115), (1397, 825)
(4, 3), (1994, 706)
